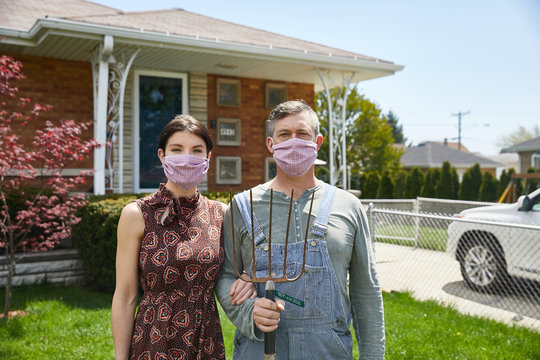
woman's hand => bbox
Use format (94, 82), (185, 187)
(229, 273), (257, 305)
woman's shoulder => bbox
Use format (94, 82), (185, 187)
(120, 201), (144, 220)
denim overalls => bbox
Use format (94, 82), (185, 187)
(232, 184), (353, 360)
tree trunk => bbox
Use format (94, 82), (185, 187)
(2, 240), (14, 320)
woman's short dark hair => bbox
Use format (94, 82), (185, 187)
(158, 114), (213, 153)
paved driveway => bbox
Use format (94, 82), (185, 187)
(374, 242), (540, 333)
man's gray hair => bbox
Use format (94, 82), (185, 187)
(267, 99), (320, 138)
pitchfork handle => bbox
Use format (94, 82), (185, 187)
(264, 280), (276, 359)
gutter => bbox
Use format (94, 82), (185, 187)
(0, 17), (404, 74)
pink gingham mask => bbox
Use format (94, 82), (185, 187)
(272, 138), (318, 177)
(162, 154), (209, 191)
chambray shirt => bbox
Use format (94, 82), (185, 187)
(215, 182), (385, 359)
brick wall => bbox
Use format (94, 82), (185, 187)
(206, 75), (314, 192)
(3, 53), (95, 191)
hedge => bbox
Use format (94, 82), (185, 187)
(72, 190), (232, 292)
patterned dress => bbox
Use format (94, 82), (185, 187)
(130, 184), (225, 360)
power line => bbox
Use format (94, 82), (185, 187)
(451, 110), (470, 151)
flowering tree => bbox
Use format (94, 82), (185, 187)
(0, 55), (97, 319)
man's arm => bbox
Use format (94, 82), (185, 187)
(349, 205), (385, 359)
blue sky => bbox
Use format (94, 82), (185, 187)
(95, 0), (540, 155)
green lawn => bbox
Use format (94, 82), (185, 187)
(374, 224), (448, 251)
(1, 284), (539, 359)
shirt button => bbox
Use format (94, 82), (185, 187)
(296, 233), (300, 237)
(296, 226), (300, 229)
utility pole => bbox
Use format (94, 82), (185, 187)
(452, 110), (470, 151)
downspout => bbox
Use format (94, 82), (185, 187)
(94, 35), (113, 195)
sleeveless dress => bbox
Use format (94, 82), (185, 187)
(130, 184), (226, 360)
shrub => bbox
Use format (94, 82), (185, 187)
(421, 168), (440, 198)
(437, 161), (455, 199)
(377, 170), (394, 199)
(393, 170), (407, 199)
(405, 167), (424, 198)
(479, 172), (499, 202)
(362, 172), (380, 199)
(459, 163), (482, 200)
(72, 196), (139, 292)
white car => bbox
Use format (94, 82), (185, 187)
(447, 187), (540, 292)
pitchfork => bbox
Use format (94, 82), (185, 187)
(229, 188), (315, 360)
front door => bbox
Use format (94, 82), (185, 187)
(133, 70), (188, 192)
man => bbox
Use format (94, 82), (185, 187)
(216, 100), (385, 359)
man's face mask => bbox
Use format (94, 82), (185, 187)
(272, 138), (317, 177)
(162, 154), (209, 191)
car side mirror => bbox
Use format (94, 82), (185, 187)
(518, 195), (531, 211)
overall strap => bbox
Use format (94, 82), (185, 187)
(234, 190), (266, 246)
(311, 183), (337, 240)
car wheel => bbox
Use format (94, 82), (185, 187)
(459, 239), (508, 293)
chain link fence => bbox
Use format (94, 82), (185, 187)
(363, 197), (540, 332)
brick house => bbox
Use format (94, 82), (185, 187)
(0, 0), (403, 194)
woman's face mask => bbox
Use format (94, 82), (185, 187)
(272, 138), (318, 177)
(162, 154), (209, 191)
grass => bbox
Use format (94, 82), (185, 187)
(374, 224), (448, 251)
(1, 284), (539, 359)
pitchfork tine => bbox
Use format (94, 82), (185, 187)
(282, 189), (294, 280)
(288, 189), (315, 281)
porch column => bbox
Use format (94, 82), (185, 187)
(93, 35), (114, 195)
(316, 69), (355, 189)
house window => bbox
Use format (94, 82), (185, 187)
(216, 157), (242, 184)
(533, 152), (540, 170)
(133, 70), (188, 192)
(217, 78), (241, 107)
(265, 83), (287, 109)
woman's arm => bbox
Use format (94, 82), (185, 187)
(111, 202), (145, 360)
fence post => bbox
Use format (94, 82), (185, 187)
(414, 198), (420, 249)
(368, 202), (375, 251)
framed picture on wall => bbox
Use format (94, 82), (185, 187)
(265, 157), (277, 182)
(265, 83), (287, 109)
(217, 78), (241, 106)
(216, 118), (241, 146)
(216, 156), (242, 184)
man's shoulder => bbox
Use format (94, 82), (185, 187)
(321, 182), (362, 205)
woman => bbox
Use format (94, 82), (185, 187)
(112, 115), (254, 360)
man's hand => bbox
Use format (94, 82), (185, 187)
(252, 297), (285, 332)
(229, 273), (257, 305)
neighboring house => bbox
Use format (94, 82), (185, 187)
(0, 0), (403, 194)
(401, 141), (503, 180)
(501, 136), (540, 173)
